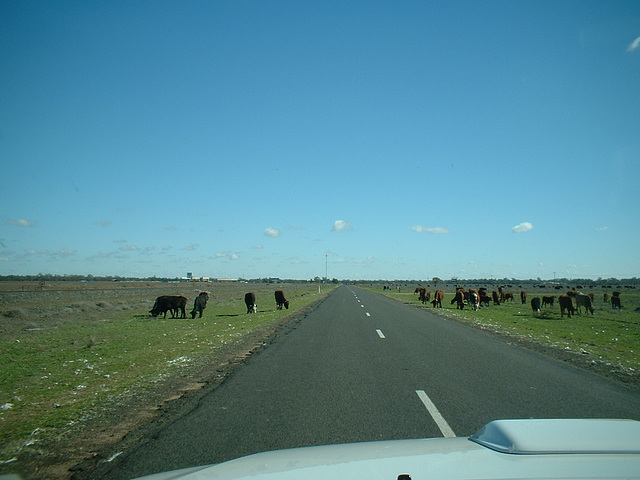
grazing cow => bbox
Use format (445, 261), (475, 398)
(611, 296), (622, 309)
(274, 290), (289, 310)
(559, 295), (575, 318)
(431, 290), (444, 308)
(469, 290), (480, 311)
(479, 293), (491, 307)
(503, 292), (514, 302)
(603, 293), (609, 303)
(520, 291), (527, 304)
(531, 297), (541, 314)
(190, 292), (209, 318)
(150, 295), (187, 319)
(451, 289), (465, 309)
(542, 296), (555, 308)
(575, 294), (594, 315)
(417, 288), (429, 304)
(492, 291), (500, 305)
(244, 292), (257, 313)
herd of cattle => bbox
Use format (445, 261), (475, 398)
(149, 290), (290, 319)
(413, 286), (624, 318)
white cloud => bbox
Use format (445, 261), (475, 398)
(216, 252), (239, 260)
(411, 225), (449, 234)
(94, 220), (111, 227)
(6, 218), (34, 227)
(512, 222), (534, 233)
(185, 243), (199, 251)
(120, 245), (140, 251)
(254, 244), (263, 249)
(264, 227), (281, 237)
(595, 226), (609, 231)
(628, 36), (640, 52)
(331, 220), (351, 232)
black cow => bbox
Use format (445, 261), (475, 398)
(492, 291), (500, 305)
(469, 290), (479, 311)
(274, 290), (289, 310)
(245, 292), (257, 313)
(479, 293), (491, 307)
(150, 295), (187, 319)
(531, 297), (541, 314)
(559, 295), (574, 318)
(417, 287), (430, 304)
(190, 292), (209, 318)
(611, 296), (622, 309)
(542, 296), (555, 308)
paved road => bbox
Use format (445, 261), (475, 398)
(98, 285), (640, 479)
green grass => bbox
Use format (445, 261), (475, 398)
(0, 283), (335, 458)
(366, 285), (640, 376)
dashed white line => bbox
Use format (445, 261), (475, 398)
(376, 329), (385, 339)
(415, 390), (456, 438)
(366, 312), (371, 317)
(360, 304), (364, 308)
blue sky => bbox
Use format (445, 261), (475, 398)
(1, 1), (639, 280)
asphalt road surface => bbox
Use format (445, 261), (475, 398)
(96, 285), (640, 479)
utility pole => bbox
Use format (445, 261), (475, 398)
(325, 254), (328, 282)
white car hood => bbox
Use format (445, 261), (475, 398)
(134, 419), (640, 480)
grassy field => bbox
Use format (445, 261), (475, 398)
(0, 281), (335, 467)
(364, 284), (640, 382)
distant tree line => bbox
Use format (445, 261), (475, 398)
(0, 274), (637, 286)
(0, 274), (179, 282)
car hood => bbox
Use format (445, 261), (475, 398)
(134, 419), (640, 480)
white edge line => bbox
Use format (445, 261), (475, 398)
(376, 329), (385, 339)
(415, 390), (456, 438)
(366, 312), (371, 317)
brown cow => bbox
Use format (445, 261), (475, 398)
(559, 295), (574, 318)
(520, 291), (527, 304)
(431, 290), (444, 308)
(575, 294), (594, 315)
(451, 289), (465, 309)
(416, 287), (430, 304)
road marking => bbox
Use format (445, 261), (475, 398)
(376, 329), (385, 339)
(415, 390), (456, 438)
(360, 304), (364, 308)
(366, 312), (371, 317)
